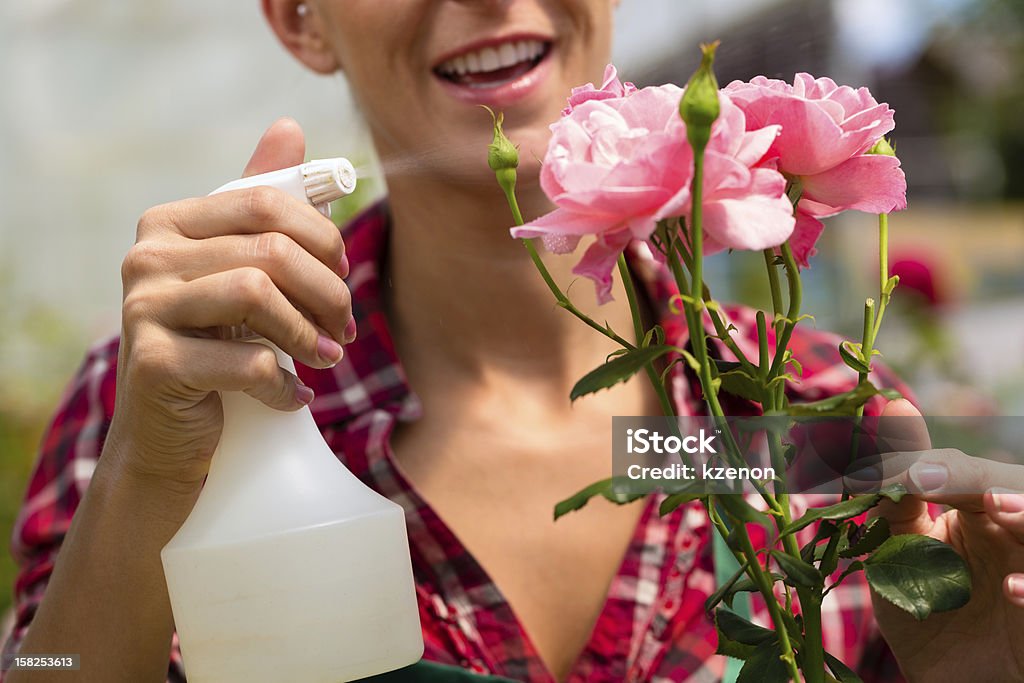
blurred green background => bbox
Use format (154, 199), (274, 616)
(1, 0), (1021, 636)
(0, 294), (85, 632)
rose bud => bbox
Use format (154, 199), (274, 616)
(679, 41), (722, 152)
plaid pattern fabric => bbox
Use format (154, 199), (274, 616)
(2, 201), (909, 682)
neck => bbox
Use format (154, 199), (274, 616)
(383, 171), (640, 398)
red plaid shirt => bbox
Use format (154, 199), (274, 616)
(4, 202), (907, 682)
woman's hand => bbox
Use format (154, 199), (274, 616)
(108, 117), (354, 494)
(859, 399), (1024, 682)
(9, 118), (355, 683)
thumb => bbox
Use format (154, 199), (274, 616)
(877, 397), (932, 453)
(242, 117), (306, 178)
(874, 398), (934, 535)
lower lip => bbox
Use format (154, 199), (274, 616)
(434, 46), (554, 108)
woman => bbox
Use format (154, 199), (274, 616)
(5, 1), (1024, 681)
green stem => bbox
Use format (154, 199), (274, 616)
(879, 213), (890, 298)
(707, 499), (805, 660)
(732, 514), (803, 682)
(767, 242), (803, 380)
(689, 154), (706, 327)
(685, 142), (802, 681)
(500, 185), (637, 351)
(663, 231), (780, 511)
(757, 310), (770, 380)
(665, 230), (741, 460)
(861, 299), (877, 359)
(674, 240), (756, 374)
(763, 248), (784, 322)
(798, 589), (826, 682)
(857, 213), (893, 388)
(848, 299), (876, 462)
(865, 213), (893, 364)
(617, 255), (676, 421)
(848, 213), (893, 498)
(679, 153), (730, 424)
(758, 232), (826, 682)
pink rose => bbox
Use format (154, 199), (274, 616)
(561, 64), (637, 116)
(725, 74), (908, 266)
(513, 79), (795, 304)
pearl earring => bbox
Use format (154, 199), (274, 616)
(296, 3), (309, 17)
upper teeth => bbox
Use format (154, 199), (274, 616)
(437, 40), (546, 76)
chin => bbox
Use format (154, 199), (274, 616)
(505, 118), (556, 165)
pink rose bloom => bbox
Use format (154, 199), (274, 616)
(725, 73), (908, 266)
(513, 74), (795, 304)
(561, 64), (638, 116)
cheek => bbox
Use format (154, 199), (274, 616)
(504, 124), (554, 180)
(552, 0), (614, 84)
(319, 1), (420, 90)
(587, 1), (615, 63)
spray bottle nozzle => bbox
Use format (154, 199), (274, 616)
(301, 158), (357, 206)
(209, 157), (358, 219)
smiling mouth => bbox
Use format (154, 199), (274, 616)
(434, 39), (552, 89)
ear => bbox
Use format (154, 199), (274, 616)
(262, 0), (339, 75)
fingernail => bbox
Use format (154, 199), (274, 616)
(295, 383), (315, 406)
(909, 462), (947, 492)
(992, 488), (1024, 513)
(344, 317), (357, 342)
(1009, 576), (1024, 599)
(317, 334), (343, 367)
(338, 254), (350, 277)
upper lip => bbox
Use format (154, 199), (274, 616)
(431, 32), (554, 71)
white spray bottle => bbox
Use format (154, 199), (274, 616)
(160, 158), (423, 682)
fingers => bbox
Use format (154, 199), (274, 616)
(985, 489), (1024, 544)
(243, 117), (306, 177)
(146, 268), (348, 369)
(860, 398), (934, 535)
(876, 397), (932, 452)
(182, 338), (313, 411)
(981, 489), (1024, 611)
(135, 189), (345, 269)
(994, 492), (1024, 608)
(133, 332), (315, 411)
(1004, 574), (1024, 608)
(143, 232), (351, 342)
(858, 449), (1024, 510)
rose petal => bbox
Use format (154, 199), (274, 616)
(800, 154), (908, 215)
(756, 97), (869, 174)
(572, 230), (634, 304)
(553, 185), (672, 217)
(702, 194), (795, 252)
(731, 123), (781, 168)
(511, 207), (617, 240)
(788, 211), (826, 268)
(541, 233), (581, 254)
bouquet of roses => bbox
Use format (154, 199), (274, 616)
(486, 44), (971, 682)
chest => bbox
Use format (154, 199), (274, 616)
(390, 418), (646, 681)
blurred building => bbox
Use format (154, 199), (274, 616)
(635, 0), (1024, 202)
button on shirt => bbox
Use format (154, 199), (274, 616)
(3, 202), (907, 682)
